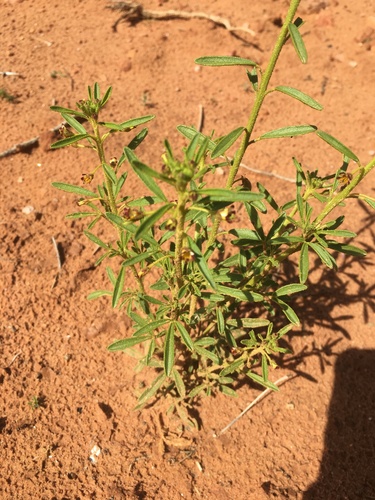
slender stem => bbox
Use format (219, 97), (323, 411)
(174, 191), (189, 289)
(91, 120), (118, 214)
(207, 0), (301, 247)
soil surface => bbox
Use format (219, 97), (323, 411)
(1, 0), (375, 499)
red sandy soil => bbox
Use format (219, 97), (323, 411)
(1, 0), (375, 498)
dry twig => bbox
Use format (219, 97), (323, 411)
(214, 374), (295, 437)
(108, 1), (256, 38)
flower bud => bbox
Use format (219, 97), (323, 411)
(81, 173), (94, 184)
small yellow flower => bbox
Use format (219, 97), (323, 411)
(81, 173), (94, 184)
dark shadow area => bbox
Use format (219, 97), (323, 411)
(304, 349), (375, 499)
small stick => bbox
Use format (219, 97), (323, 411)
(214, 374), (295, 437)
(0, 71), (22, 77)
(51, 236), (63, 289)
(7, 352), (22, 368)
(239, 161), (295, 183)
(196, 104), (204, 133)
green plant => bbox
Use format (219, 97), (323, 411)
(28, 396), (41, 410)
(0, 87), (17, 103)
(51, 0), (375, 424)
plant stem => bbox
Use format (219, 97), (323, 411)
(207, 0), (302, 247)
(174, 191), (189, 289)
(91, 119), (118, 214)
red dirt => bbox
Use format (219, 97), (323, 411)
(1, 1), (375, 498)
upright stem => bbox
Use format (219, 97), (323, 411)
(174, 191), (189, 290)
(207, 0), (301, 247)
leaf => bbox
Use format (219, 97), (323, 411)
(247, 371), (280, 390)
(288, 23), (308, 64)
(194, 345), (221, 364)
(122, 251), (154, 268)
(216, 307), (225, 335)
(112, 265), (126, 307)
(187, 236), (217, 290)
(52, 182), (96, 197)
(103, 163), (117, 185)
(50, 105), (86, 118)
(194, 337), (217, 347)
(326, 242), (366, 257)
(132, 161), (167, 201)
(127, 128), (149, 150)
(220, 385), (238, 397)
(172, 368), (186, 398)
(275, 86), (322, 110)
(65, 211), (98, 219)
(83, 230), (109, 249)
(308, 241), (336, 268)
(358, 194), (375, 210)
(177, 125), (217, 151)
(132, 160), (175, 185)
(220, 358), (245, 376)
(315, 130), (359, 162)
(275, 298), (300, 325)
(211, 127), (245, 159)
(275, 283), (307, 297)
(50, 133), (90, 149)
(195, 56), (257, 67)
(175, 321), (194, 351)
(299, 242), (309, 283)
(135, 372), (167, 408)
(226, 318), (270, 328)
(87, 290), (112, 300)
(100, 86), (112, 107)
(164, 324), (175, 376)
(217, 285), (263, 302)
(61, 113), (87, 134)
(107, 334), (151, 351)
(260, 125), (316, 139)
(135, 203), (174, 240)
(134, 319), (170, 336)
(197, 188), (264, 203)
(93, 82), (100, 100)
(120, 114), (155, 129)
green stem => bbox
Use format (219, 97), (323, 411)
(174, 191), (189, 290)
(314, 159), (375, 226)
(92, 120), (118, 214)
(207, 0), (301, 247)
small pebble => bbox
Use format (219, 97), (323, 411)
(22, 205), (34, 214)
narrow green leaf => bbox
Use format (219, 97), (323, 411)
(135, 372), (167, 408)
(299, 242), (309, 283)
(123, 251), (154, 268)
(275, 298), (300, 325)
(261, 355), (269, 381)
(216, 307), (225, 335)
(132, 160), (175, 186)
(260, 125), (316, 140)
(135, 203), (174, 240)
(217, 285), (263, 302)
(220, 385), (238, 397)
(52, 182), (96, 197)
(177, 125), (217, 151)
(358, 194), (375, 210)
(226, 318), (270, 328)
(120, 114), (155, 129)
(326, 242), (366, 257)
(112, 265), (126, 307)
(195, 56), (257, 67)
(198, 188), (264, 203)
(172, 368), (186, 398)
(220, 358), (245, 376)
(175, 321), (194, 351)
(288, 23), (308, 64)
(319, 229), (356, 238)
(94, 82), (100, 100)
(100, 86), (112, 107)
(315, 130), (359, 162)
(87, 290), (112, 300)
(308, 241), (335, 268)
(103, 163), (117, 185)
(83, 230), (109, 249)
(65, 211), (98, 219)
(164, 324), (175, 376)
(211, 127), (245, 159)
(194, 345), (221, 364)
(127, 128), (149, 150)
(275, 86), (322, 110)
(187, 236), (217, 290)
(188, 384), (207, 399)
(50, 133), (90, 149)
(247, 371), (280, 390)
(107, 334), (151, 351)
(195, 337), (217, 347)
(132, 161), (167, 201)
(50, 105), (86, 118)
(275, 283), (307, 297)
(61, 113), (87, 134)
(134, 318), (169, 336)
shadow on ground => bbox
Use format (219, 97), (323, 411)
(304, 349), (375, 499)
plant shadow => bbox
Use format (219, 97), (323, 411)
(303, 348), (375, 498)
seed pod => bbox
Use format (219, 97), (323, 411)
(109, 157), (118, 168)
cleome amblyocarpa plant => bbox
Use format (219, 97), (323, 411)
(51, 0), (375, 424)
